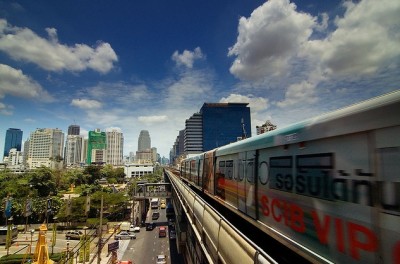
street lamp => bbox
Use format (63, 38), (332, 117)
(30, 229), (35, 261)
(66, 241), (70, 262)
(83, 226), (88, 264)
(51, 216), (58, 255)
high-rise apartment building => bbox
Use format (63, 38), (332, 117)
(201, 103), (251, 151)
(65, 135), (83, 167)
(68, 125), (80, 135)
(27, 128), (64, 169)
(3, 128), (23, 157)
(87, 129), (106, 165)
(106, 128), (124, 166)
(184, 113), (203, 154)
(138, 130), (151, 151)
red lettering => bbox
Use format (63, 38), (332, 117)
(335, 218), (345, 253)
(260, 195), (269, 216)
(272, 199), (282, 222)
(393, 241), (400, 264)
(283, 201), (290, 226)
(312, 211), (331, 245)
(348, 222), (378, 260)
(290, 204), (305, 233)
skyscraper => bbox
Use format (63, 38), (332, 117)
(3, 128), (23, 157)
(27, 128), (64, 169)
(201, 103), (251, 151)
(106, 128), (124, 166)
(68, 125), (80, 135)
(184, 113), (203, 154)
(87, 129), (107, 165)
(138, 130), (151, 151)
(65, 135), (83, 167)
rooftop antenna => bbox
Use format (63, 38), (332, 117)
(241, 118), (247, 139)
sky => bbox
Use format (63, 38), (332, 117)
(0, 0), (399, 160)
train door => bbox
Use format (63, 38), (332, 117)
(237, 151), (257, 218)
(203, 151), (215, 194)
(198, 157), (204, 188)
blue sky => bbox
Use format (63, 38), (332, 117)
(0, 0), (399, 160)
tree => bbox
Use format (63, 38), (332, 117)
(28, 166), (57, 197)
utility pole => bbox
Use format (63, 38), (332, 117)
(97, 195), (103, 264)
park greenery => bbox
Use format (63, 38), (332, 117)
(0, 164), (164, 227)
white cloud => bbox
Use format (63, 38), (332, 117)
(165, 70), (214, 106)
(276, 81), (317, 107)
(85, 82), (150, 105)
(228, 0), (400, 109)
(0, 64), (53, 101)
(0, 102), (12, 115)
(219, 93), (268, 112)
(138, 115), (168, 124)
(172, 47), (204, 68)
(306, 0), (400, 77)
(0, 19), (118, 73)
(228, 0), (314, 80)
(70, 98), (102, 109)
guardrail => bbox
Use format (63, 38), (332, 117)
(166, 170), (276, 264)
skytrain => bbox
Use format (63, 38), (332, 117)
(180, 90), (400, 263)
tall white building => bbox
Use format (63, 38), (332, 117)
(138, 130), (151, 151)
(184, 112), (203, 154)
(65, 135), (83, 167)
(27, 128), (64, 169)
(106, 128), (124, 166)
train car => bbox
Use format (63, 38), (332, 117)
(181, 90), (400, 263)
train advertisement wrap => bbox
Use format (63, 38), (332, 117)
(181, 91), (400, 263)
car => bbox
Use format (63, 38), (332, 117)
(169, 230), (176, 239)
(118, 261), (133, 264)
(160, 199), (166, 204)
(114, 231), (136, 240)
(152, 211), (160, 220)
(156, 254), (166, 264)
(146, 222), (156, 231)
(65, 231), (83, 240)
(159, 226), (167, 238)
(132, 226), (140, 232)
(160, 203), (166, 209)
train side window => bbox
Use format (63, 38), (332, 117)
(269, 156), (293, 192)
(238, 159), (245, 181)
(246, 160), (255, 183)
(378, 147), (400, 212)
(226, 160), (233, 179)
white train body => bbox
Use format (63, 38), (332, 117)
(181, 91), (400, 263)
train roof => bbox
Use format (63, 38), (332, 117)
(216, 90), (400, 156)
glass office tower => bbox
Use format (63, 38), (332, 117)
(200, 103), (251, 152)
(3, 128), (23, 157)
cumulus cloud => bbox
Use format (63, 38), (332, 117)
(138, 115), (168, 124)
(172, 47), (204, 68)
(276, 81), (317, 107)
(70, 98), (102, 109)
(228, 0), (400, 108)
(0, 64), (53, 101)
(228, 0), (314, 80)
(0, 19), (118, 73)
(306, 0), (400, 76)
(219, 93), (269, 112)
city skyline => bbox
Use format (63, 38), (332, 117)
(0, 0), (399, 160)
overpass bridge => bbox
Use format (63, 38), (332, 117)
(163, 169), (278, 264)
